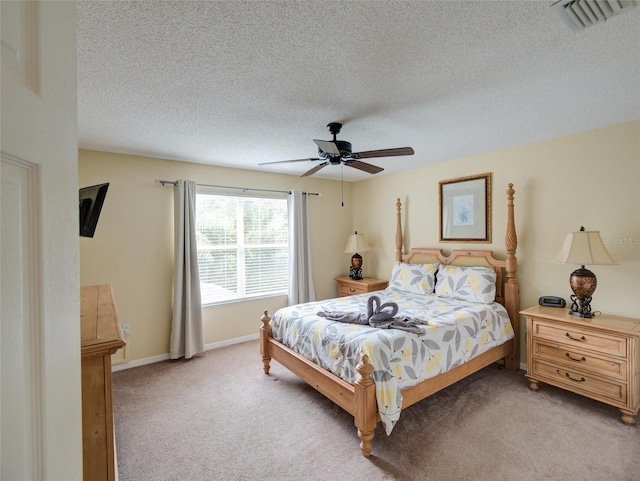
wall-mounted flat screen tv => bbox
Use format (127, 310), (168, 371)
(79, 182), (109, 237)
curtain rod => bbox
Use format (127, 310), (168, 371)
(156, 179), (319, 196)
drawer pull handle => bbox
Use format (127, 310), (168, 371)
(349, 288), (356, 292)
(565, 332), (586, 342)
(565, 353), (586, 362)
(558, 370), (586, 383)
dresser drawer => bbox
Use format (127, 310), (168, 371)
(531, 359), (627, 404)
(531, 320), (627, 357)
(338, 283), (367, 296)
(531, 339), (627, 381)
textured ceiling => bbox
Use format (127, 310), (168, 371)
(77, 1), (640, 182)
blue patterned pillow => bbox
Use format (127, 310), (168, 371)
(389, 262), (438, 295)
(435, 265), (496, 303)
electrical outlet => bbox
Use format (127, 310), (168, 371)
(122, 324), (131, 337)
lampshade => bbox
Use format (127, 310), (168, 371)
(344, 231), (370, 254)
(552, 228), (616, 266)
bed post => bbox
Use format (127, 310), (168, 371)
(354, 354), (377, 458)
(260, 310), (272, 374)
(504, 184), (520, 371)
(395, 198), (403, 262)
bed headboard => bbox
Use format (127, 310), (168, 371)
(394, 184), (520, 370)
(402, 248), (507, 305)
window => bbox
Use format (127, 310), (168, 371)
(195, 193), (288, 305)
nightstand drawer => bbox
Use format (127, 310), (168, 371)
(532, 320), (627, 357)
(531, 359), (627, 404)
(338, 283), (367, 296)
(532, 339), (627, 381)
(335, 277), (388, 297)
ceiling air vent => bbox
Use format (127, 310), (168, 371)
(553, 0), (639, 31)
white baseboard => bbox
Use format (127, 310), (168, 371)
(112, 333), (259, 372)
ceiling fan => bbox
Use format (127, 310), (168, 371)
(259, 122), (415, 177)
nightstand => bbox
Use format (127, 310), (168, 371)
(335, 276), (388, 297)
(521, 305), (640, 425)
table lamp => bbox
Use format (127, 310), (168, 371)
(552, 226), (616, 318)
(344, 231), (370, 280)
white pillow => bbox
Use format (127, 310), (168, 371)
(435, 265), (496, 303)
(389, 262), (438, 295)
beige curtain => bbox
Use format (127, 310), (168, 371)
(170, 180), (204, 359)
(288, 190), (315, 305)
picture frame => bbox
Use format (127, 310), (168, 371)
(439, 173), (491, 243)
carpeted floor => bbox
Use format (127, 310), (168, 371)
(112, 340), (639, 481)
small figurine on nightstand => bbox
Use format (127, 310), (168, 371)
(349, 253), (363, 280)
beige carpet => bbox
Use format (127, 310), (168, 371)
(112, 340), (639, 481)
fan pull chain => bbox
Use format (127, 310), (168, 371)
(341, 165), (344, 207)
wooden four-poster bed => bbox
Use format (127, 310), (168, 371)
(260, 184), (519, 457)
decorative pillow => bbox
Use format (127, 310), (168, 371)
(435, 265), (497, 303)
(389, 262), (438, 295)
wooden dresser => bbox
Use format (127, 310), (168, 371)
(522, 305), (640, 425)
(335, 276), (388, 297)
(81, 285), (126, 481)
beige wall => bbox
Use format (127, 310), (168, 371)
(79, 151), (353, 363)
(352, 120), (640, 364)
(80, 120), (639, 367)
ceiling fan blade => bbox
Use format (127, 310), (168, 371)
(259, 158), (319, 165)
(313, 139), (341, 155)
(344, 160), (384, 174)
(352, 147), (414, 159)
(301, 162), (329, 177)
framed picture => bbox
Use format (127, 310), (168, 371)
(439, 173), (491, 243)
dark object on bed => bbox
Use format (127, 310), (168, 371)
(318, 296), (425, 334)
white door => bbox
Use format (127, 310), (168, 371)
(1, 2), (82, 480)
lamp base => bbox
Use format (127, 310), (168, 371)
(350, 253), (363, 280)
(569, 295), (593, 318)
(349, 266), (363, 281)
(569, 266), (596, 319)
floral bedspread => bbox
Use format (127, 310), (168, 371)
(270, 288), (514, 434)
